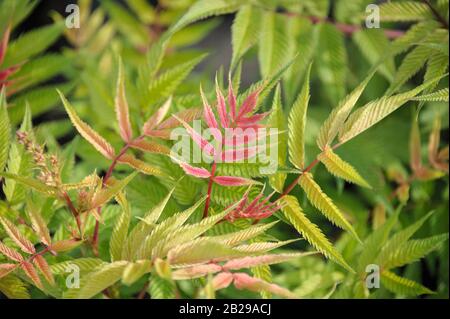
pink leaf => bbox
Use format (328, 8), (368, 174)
(0, 263), (17, 279)
(0, 64), (21, 82)
(157, 108), (203, 130)
(177, 161), (211, 178)
(212, 272), (233, 290)
(232, 272), (296, 298)
(172, 264), (222, 280)
(173, 115), (216, 156)
(129, 139), (170, 155)
(223, 253), (311, 271)
(220, 145), (260, 162)
(143, 129), (172, 140)
(242, 192), (264, 214)
(213, 176), (258, 186)
(237, 88), (261, 119)
(216, 81), (229, 128)
(228, 75), (237, 121)
(21, 261), (43, 290)
(223, 128), (259, 147)
(236, 112), (269, 127)
(115, 61), (133, 142)
(143, 97), (172, 134)
(0, 24), (11, 65)
(200, 86), (218, 130)
(0, 242), (23, 262)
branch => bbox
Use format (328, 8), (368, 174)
(422, 0), (449, 29)
(202, 161), (217, 218)
(279, 143), (343, 200)
(284, 13), (405, 39)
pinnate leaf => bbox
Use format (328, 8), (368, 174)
(115, 60), (133, 142)
(318, 148), (371, 188)
(298, 173), (361, 242)
(288, 64), (311, 169)
(58, 90), (115, 159)
(0, 216), (35, 254)
(281, 195), (353, 272)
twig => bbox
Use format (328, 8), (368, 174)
(62, 191), (82, 236)
(422, 0), (449, 29)
(91, 135), (145, 254)
(278, 143), (344, 201)
(137, 282), (149, 299)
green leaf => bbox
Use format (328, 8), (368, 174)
(170, 19), (221, 48)
(381, 271), (434, 296)
(378, 1), (434, 22)
(135, 196), (206, 260)
(125, 0), (155, 24)
(58, 90), (116, 159)
(284, 18), (318, 103)
(231, 5), (260, 70)
(281, 195), (353, 272)
(0, 172), (57, 196)
(121, 260), (152, 286)
(0, 0), (37, 31)
(412, 88), (449, 102)
(89, 172), (138, 211)
(51, 258), (105, 275)
(338, 74), (447, 144)
(2, 22), (64, 67)
(388, 31), (447, 94)
(101, 0), (149, 46)
(138, 187), (175, 226)
(318, 148), (371, 188)
(149, 271), (175, 299)
(2, 143), (33, 205)
(316, 23), (348, 103)
(268, 86), (287, 192)
(212, 221), (278, 246)
(357, 206), (401, 273)
(0, 275), (30, 299)
(353, 29), (395, 82)
(251, 264), (272, 299)
(168, 0), (243, 35)
(147, 54), (207, 103)
(68, 261), (128, 299)
(288, 64), (311, 169)
(151, 208), (230, 259)
(0, 91), (10, 173)
(258, 11), (289, 78)
(110, 193), (131, 262)
(390, 21), (440, 56)
(167, 238), (247, 266)
(317, 69), (376, 149)
(9, 54), (71, 93)
(380, 233), (448, 270)
(375, 211), (435, 266)
(298, 173), (361, 242)
(9, 82), (76, 124)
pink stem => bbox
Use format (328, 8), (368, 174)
(91, 135), (145, 254)
(203, 161), (217, 218)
